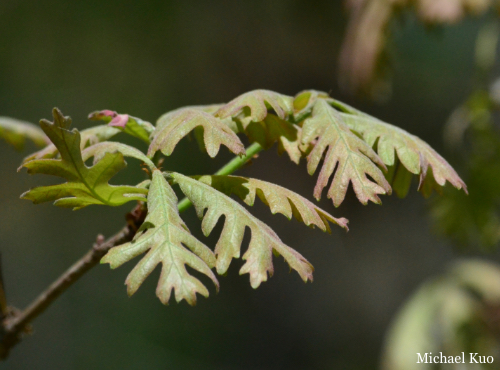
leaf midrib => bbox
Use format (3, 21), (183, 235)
(156, 177), (190, 296)
(323, 103), (375, 195)
(61, 128), (110, 206)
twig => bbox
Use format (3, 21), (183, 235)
(4, 228), (129, 333)
(0, 207), (144, 359)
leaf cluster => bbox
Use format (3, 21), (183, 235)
(13, 89), (465, 305)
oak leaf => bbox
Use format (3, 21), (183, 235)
(215, 89), (294, 124)
(102, 170), (218, 305)
(193, 175), (349, 233)
(148, 108), (245, 158)
(22, 124), (120, 164)
(20, 108), (147, 209)
(301, 99), (391, 207)
(82, 141), (156, 170)
(243, 114), (303, 164)
(171, 172), (316, 288)
(331, 99), (467, 196)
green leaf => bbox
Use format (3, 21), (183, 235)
(333, 99), (467, 195)
(211, 90), (305, 164)
(82, 142), (156, 171)
(301, 99), (391, 207)
(388, 160), (414, 198)
(170, 172), (315, 289)
(20, 108), (147, 209)
(22, 124), (120, 164)
(102, 170), (218, 306)
(0, 117), (49, 150)
(293, 90), (332, 122)
(215, 89), (294, 125)
(88, 110), (154, 144)
(148, 108), (245, 158)
(244, 114), (303, 164)
(193, 175), (349, 232)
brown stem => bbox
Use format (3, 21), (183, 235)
(0, 205), (146, 359)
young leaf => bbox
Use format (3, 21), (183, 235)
(82, 142), (156, 170)
(384, 159), (415, 198)
(214, 90), (294, 124)
(155, 104), (225, 131)
(193, 175), (349, 233)
(293, 90), (332, 122)
(243, 114), (303, 164)
(22, 124), (120, 164)
(0, 117), (49, 150)
(170, 172), (314, 289)
(332, 99), (467, 195)
(301, 99), (391, 207)
(88, 110), (154, 144)
(20, 108), (147, 209)
(148, 108), (245, 158)
(101, 170), (218, 306)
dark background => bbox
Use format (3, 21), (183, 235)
(0, 1), (495, 369)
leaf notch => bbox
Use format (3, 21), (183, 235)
(215, 89), (294, 124)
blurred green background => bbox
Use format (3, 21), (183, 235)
(1, 1), (498, 369)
